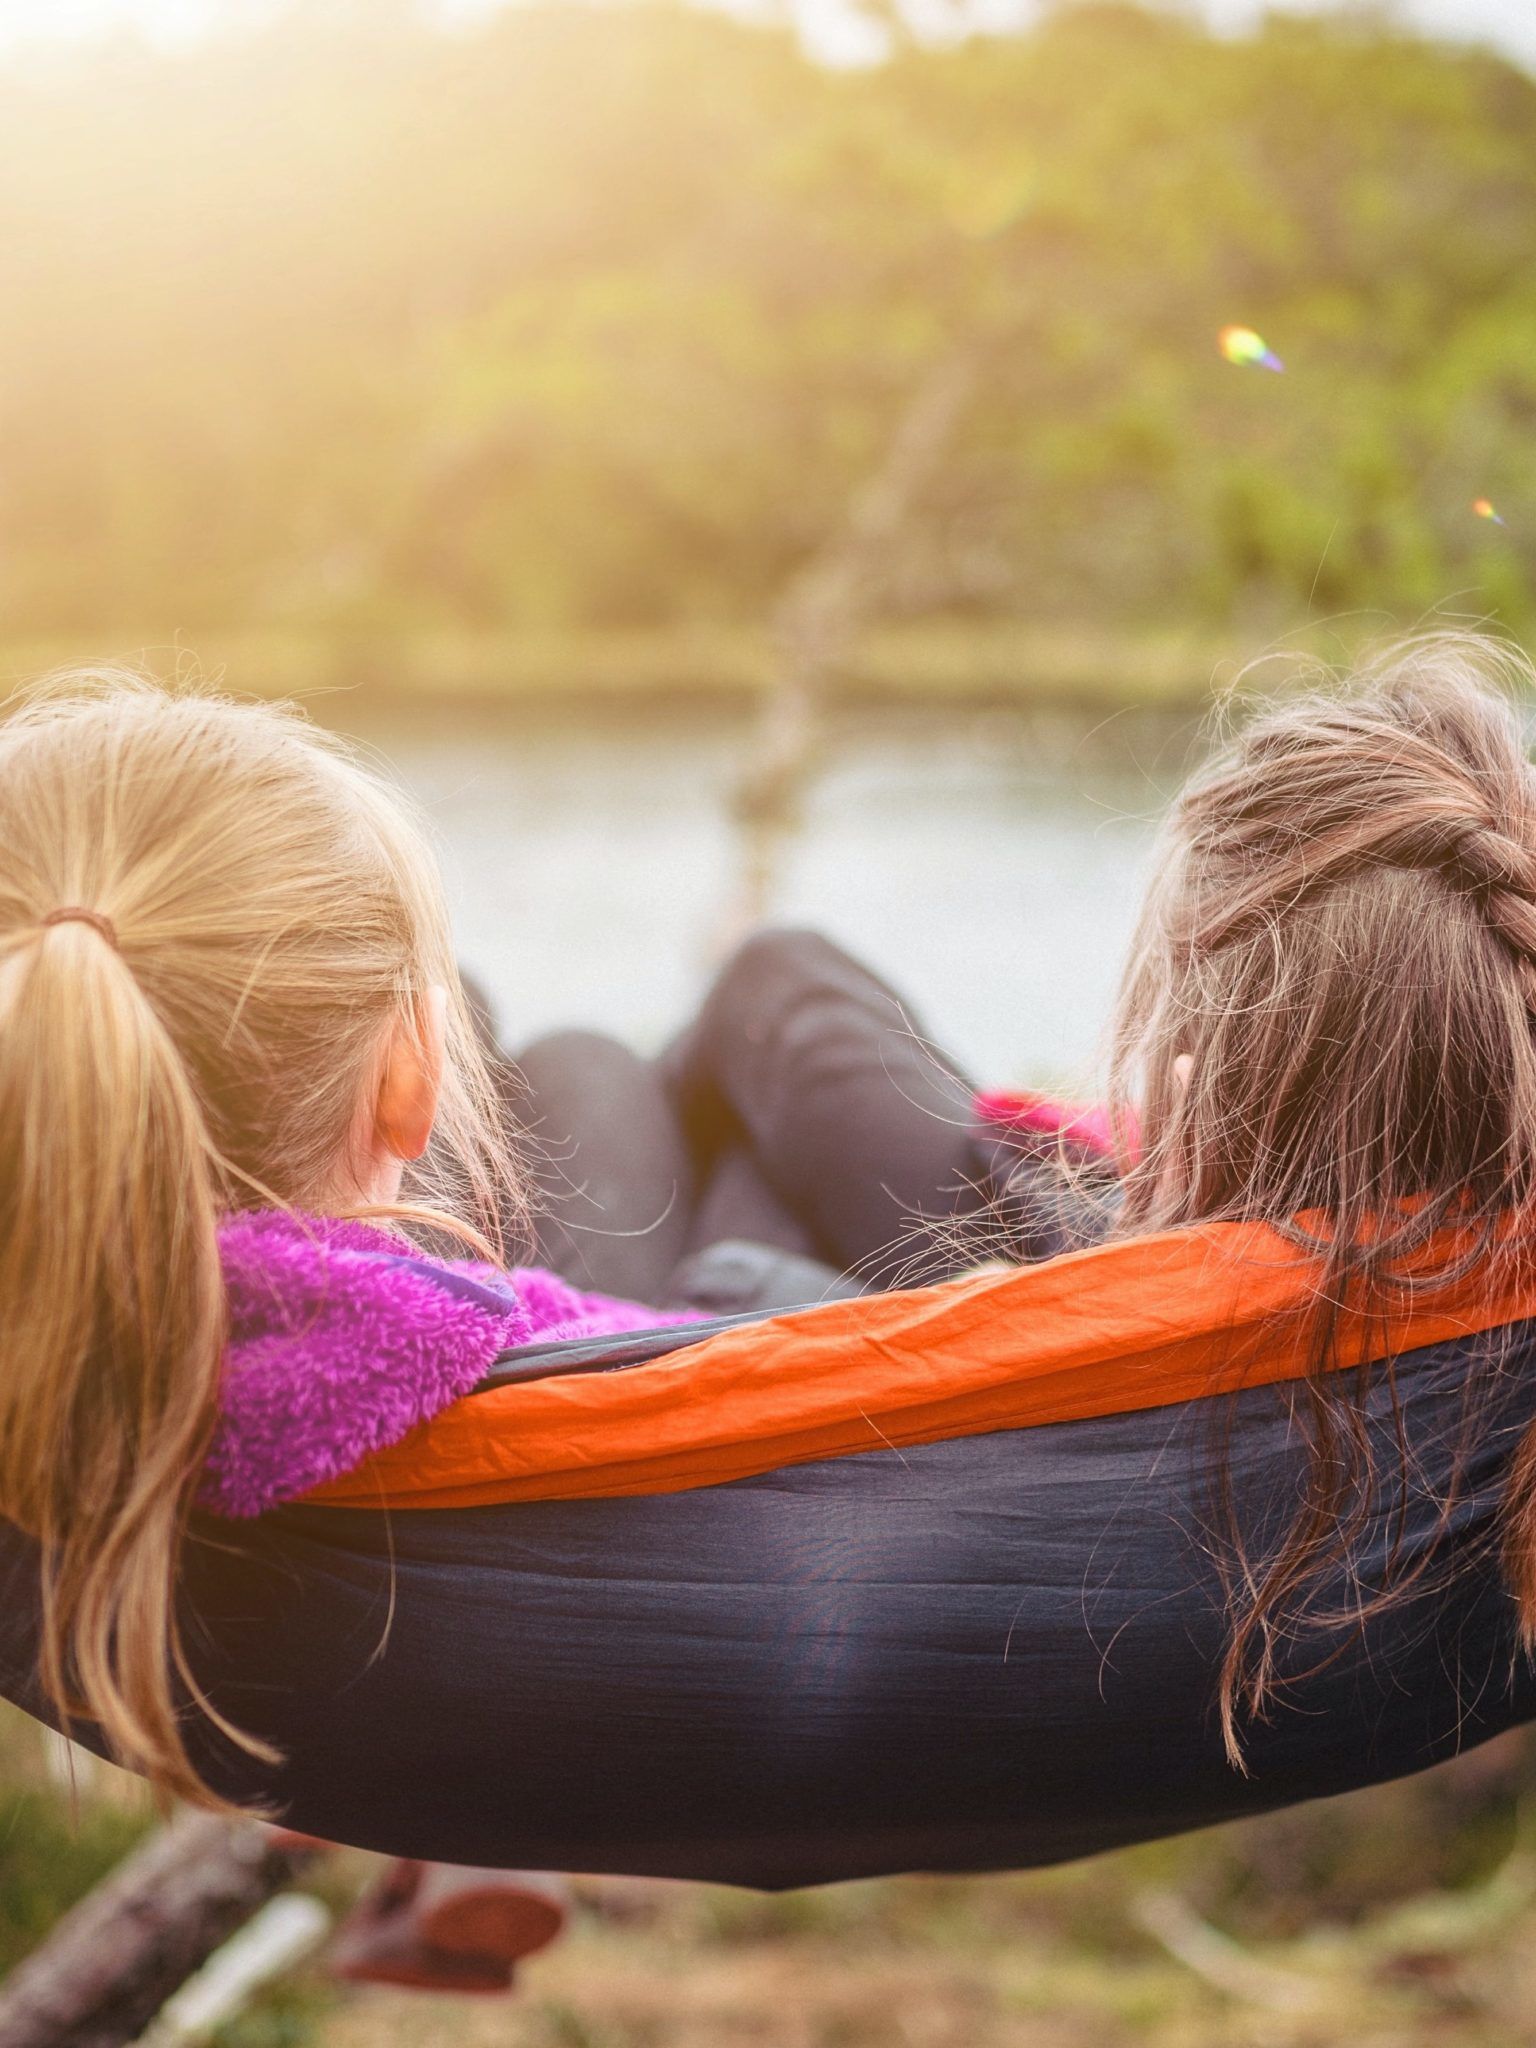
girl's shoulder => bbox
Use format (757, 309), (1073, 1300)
(202, 1211), (676, 1520)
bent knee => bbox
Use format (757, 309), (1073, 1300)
(706, 927), (851, 1021)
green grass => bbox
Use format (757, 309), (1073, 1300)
(0, 1708), (152, 1978)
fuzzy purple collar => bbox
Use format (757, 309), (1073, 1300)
(198, 1213), (533, 1520)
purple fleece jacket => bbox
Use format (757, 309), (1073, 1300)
(198, 1212), (679, 1520)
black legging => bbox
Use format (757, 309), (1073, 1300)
(500, 930), (989, 1303)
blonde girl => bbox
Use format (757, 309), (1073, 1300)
(0, 670), (686, 1985)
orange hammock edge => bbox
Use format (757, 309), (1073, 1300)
(303, 1222), (1536, 1512)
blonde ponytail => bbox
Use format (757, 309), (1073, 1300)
(0, 670), (521, 1803)
(0, 912), (231, 1799)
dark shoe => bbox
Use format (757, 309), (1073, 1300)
(329, 1860), (516, 1994)
(328, 1860), (568, 1994)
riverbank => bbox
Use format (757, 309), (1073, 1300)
(0, 622), (1286, 714)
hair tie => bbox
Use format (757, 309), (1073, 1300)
(40, 906), (119, 951)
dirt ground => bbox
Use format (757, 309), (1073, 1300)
(278, 1804), (1536, 2048)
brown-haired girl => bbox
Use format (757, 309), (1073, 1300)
(516, 631), (1536, 1757)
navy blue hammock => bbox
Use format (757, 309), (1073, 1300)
(0, 1232), (1533, 1894)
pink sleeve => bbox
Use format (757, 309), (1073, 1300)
(508, 1265), (707, 1342)
(972, 1089), (1135, 1164)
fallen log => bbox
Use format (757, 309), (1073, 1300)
(0, 1816), (318, 2048)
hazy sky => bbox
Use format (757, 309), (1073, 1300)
(1202, 0), (1536, 70)
(1, 0), (1533, 73)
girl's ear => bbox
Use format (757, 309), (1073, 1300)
(374, 985), (448, 1163)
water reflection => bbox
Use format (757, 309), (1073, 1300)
(335, 698), (1194, 1086)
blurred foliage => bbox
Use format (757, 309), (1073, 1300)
(2, 0), (1534, 669)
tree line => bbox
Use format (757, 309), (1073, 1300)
(2, 0), (1533, 657)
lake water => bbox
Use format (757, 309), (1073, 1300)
(342, 698), (1196, 1088)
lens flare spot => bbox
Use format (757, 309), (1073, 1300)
(1473, 498), (1506, 525)
(1218, 325), (1284, 373)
